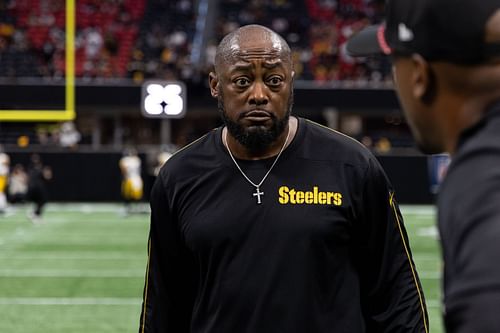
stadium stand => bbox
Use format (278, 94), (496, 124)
(0, 0), (145, 78)
(305, 0), (392, 84)
(0, 0), (417, 160)
(0, 0), (392, 83)
(127, 0), (196, 82)
(212, 0), (313, 80)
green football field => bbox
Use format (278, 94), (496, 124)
(0, 203), (443, 332)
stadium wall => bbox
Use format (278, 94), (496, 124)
(0, 81), (400, 112)
(6, 152), (435, 204)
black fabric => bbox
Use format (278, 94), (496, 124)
(27, 166), (49, 216)
(438, 101), (500, 332)
(346, 0), (500, 64)
(139, 117), (428, 333)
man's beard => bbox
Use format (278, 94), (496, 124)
(218, 91), (294, 153)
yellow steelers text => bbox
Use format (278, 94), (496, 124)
(278, 186), (342, 206)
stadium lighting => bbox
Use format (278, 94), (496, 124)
(141, 81), (187, 119)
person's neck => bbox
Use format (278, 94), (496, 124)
(224, 116), (297, 160)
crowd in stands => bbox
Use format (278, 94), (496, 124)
(0, 0), (406, 150)
(212, 0), (390, 85)
(0, 0), (145, 79)
(305, 0), (391, 85)
(127, 0), (195, 83)
(0, 0), (390, 85)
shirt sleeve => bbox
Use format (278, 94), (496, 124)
(353, 156), (429, 332)
(139, 174), (197, 333)
(443, 164), (500, 333)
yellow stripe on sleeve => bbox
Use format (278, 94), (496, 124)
(389, 192), (429, 333)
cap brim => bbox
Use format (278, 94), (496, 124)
(346, 25), (388, 57)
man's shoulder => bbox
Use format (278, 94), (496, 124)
(300, 118), (375, 166)
(157, 129), (221, 178)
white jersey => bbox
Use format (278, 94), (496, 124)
(120, 155), (141, 179)
(0, 153), (9, 176)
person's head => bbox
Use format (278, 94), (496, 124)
(123, 146), (138, 157)
(209, 24), (295, 152)
(347, 0), (500, 154)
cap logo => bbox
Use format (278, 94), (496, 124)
(398, 23), (414, 42)
(377, 25), (392, 55)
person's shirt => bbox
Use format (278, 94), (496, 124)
(140, 117), (428, 333)
(120, 155), (141, 179)
(8, 170), (28, 196)
(438, 101), (500, 333)
(0, 153), (10, 176)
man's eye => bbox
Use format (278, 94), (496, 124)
(234, 78), (250, 87)
(267, 76), (283, 86)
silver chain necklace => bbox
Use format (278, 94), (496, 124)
(224, 126), (291, 204)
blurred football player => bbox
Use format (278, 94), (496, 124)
(0, 145), (10, 214)
(119, 147), (143, 215)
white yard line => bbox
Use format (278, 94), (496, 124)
(0, 269), (144, 278)
(0, 296), (440, 308)
(0, 253), (145, 260)
(413, 254), (442, 261)
(45, 203), (150, 213)
(0, 297), (141, 305)
(400, 205), (437, 216)
(418, 272), (441, 279)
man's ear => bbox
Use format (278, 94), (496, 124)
(209, 72), (219, 98)
(411, 54), (437, 105)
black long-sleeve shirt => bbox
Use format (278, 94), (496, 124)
(139, 117), (428, 333)
(438, 102), (500, 333)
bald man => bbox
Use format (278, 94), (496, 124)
(139, 25), (428, 333)
(347, 0), (500, 332)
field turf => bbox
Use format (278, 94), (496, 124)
(0, 204), (443, 332)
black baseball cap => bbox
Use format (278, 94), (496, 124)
(346, 0), (500, 64)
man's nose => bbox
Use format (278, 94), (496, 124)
(249, 81), (268, 105)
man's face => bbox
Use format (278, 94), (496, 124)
(392, 57), (444, 154)
(210, 34), (294, 151)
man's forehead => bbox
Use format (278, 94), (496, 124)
(215, 26), (292, 72)
(227, 47), (285, 63)
(225, 39), (287, 64)
(231, 30), (284, 51)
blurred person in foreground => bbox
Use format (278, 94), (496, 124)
(139, 24), (428, 333)
(0, 145), (10, 214)
(27, 154), (52, 223)
(347, 0), (500, 331)
(119, 147), (143, 215)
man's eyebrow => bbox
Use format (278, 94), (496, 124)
(227, 63), (252, 74)
(231, 63), (252, 70)
(262, 61), (284, 69)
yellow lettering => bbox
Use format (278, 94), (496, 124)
(305, 191), (313, 204)
(289, 189), (297, 204)
(278, 186), (342, 206)
(334, 193), (342, 206)
(318, 192), (326, 204)
(326, 192), (335, 205)
(296, 191), (304, 204)
(278, 186), (289, 204)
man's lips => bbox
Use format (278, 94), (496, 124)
(242, 110), (271, 121)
